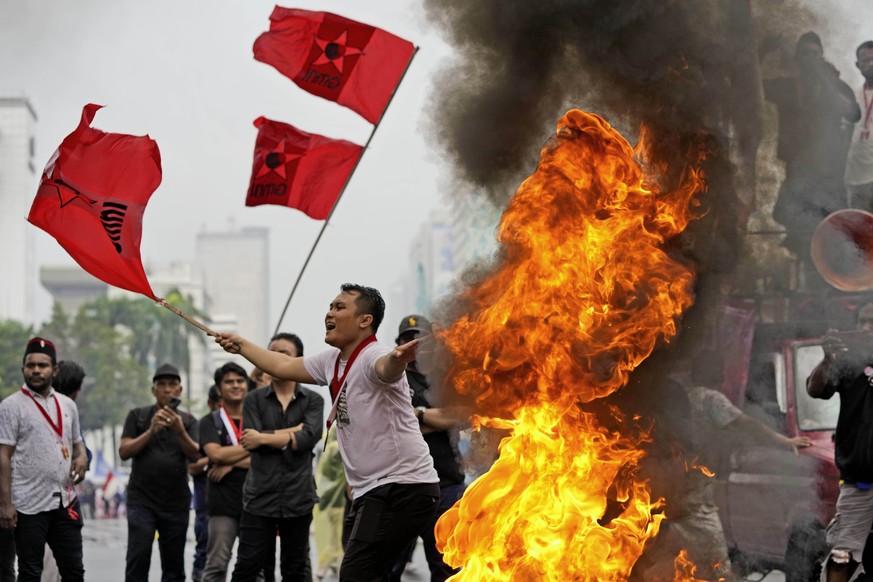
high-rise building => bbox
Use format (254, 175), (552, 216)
(391, 196), (501, 320)
(39, 266), (108, 316)
(450, 193), (501, 274)
(392, 209), (456, 318)
(0, 97), (38, 324)
(147, 260), (212, 410)
(195, 222), (270, 345)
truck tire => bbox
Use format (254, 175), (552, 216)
(783, 525), (827, 582)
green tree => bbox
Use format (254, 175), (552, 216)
(48, 291), (206, 426)
(39, 303), (72, 355)
(153, 289), (207, 403)
(4, 292), (205, 429)
(36, 299), (149, 432)
(0, 319), (35, 399)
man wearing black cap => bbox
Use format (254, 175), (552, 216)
(390, 315), (468, 582)
(0, 337), (88, 581)
(119, 363), (199, 582)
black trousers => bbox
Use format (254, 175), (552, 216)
(125, 503), (189, 582)
(231, 510), (311, 582)
(0, 527), (15, 582)
(340, 483), (439, 582)
(389, 482), (465, 582)
(15, 499), (84, 582)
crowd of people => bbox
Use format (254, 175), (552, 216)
(765, 34), (873, 279)
(4, 28), (873, 582)
(0, 284), (470, 582)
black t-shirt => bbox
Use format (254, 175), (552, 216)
(829, 359), (873, 482)
(122, 405), (198, 512)
(407, 368), (465, 487)
(199, 411), (248, 518)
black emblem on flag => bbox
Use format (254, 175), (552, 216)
(100, 201), (127, 254)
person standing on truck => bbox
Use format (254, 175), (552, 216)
(808, 301), (873, 582)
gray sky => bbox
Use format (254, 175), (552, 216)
(0, 0), (452, 353)
(1, 0), (872, 357)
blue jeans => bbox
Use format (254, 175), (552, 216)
(193, 509), (208, 580)
(125, 504), (189, 582)
(15, 500), (84, 582)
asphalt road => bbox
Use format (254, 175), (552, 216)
(65, 515), (786, 581)
(80, 515), (430, 581)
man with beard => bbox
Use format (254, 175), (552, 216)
(215, 284), (439, 581)
(845, 41), (873, 210)
(119, 363), (200, 582)
(0, 338), (87, 581)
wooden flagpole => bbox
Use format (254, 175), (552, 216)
(159, 300), (217, 337)
(272, 46), (421, 335)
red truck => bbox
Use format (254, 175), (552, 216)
(711, 297), (872, 582)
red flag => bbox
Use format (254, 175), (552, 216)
(246, 116), (363, 219)
(28, 104), (161, 300)
(253, 7), (415, 124)
(102, 470), (114, 494)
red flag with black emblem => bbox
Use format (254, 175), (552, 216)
(27, 104), (160, 300)
(246, 116), (363, 219)
(253, 7), (415, 124)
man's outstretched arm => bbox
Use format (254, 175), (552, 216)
(376, 338), (421, 383)
(215, 332), (316, 384)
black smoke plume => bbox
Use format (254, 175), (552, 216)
(421, 0), (821, 575)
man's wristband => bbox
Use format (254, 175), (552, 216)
(416, 406), (427, 425)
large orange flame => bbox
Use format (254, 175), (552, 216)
(434, 110), (708, 580)
(673, 550), (719, 582)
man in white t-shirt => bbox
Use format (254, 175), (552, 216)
(216, 283), (440, 581)
(846, 40), (873, 210)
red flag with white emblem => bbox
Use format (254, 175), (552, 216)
(253, 6), (416, 124)
(246, 116), (363, 219)
(27, 104), (160, 300)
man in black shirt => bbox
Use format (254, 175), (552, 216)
(763, 31), (861, 269)
(119, 363), (200, 582)
(390, 315), (467, 582)
(808, 302), (873, 582)
(230, 333), (323, 582)
(200, 363), (250, 581)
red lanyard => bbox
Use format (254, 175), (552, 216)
(330, 335), (377, 401)
(21, 388), (63, 441)
(22, 388), (78, 518)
